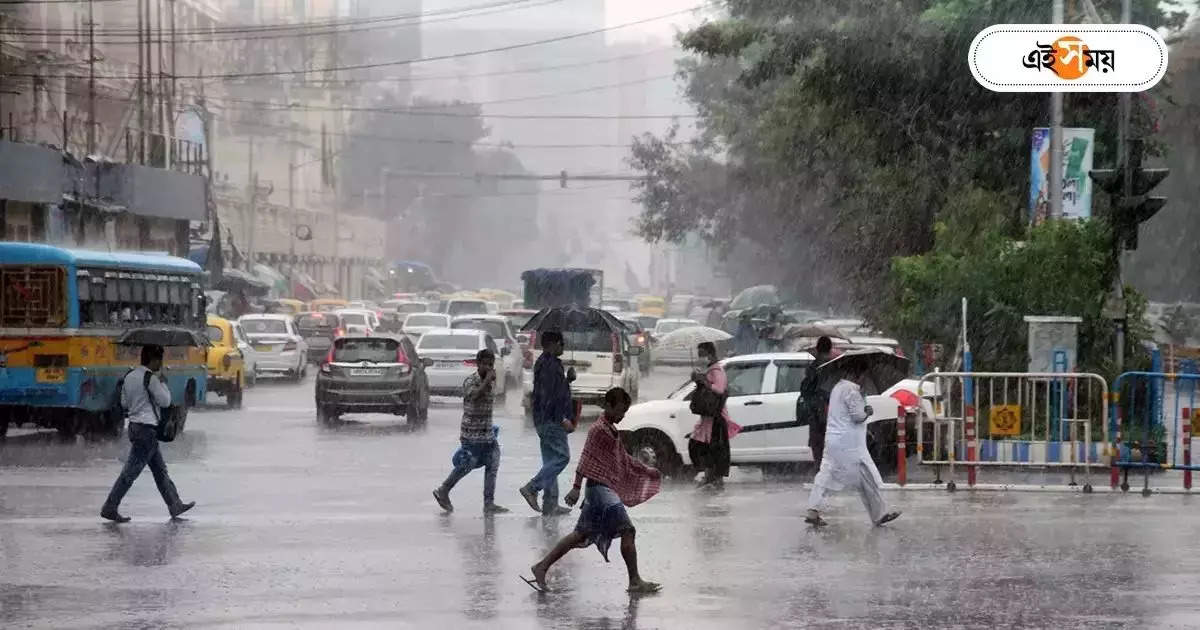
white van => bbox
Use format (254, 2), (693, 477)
(521, 325), (642, 415)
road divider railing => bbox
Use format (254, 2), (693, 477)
(912, 372), (1109, 491)
(1110, 371), (1200, 495)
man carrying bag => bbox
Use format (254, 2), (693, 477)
(101, 344), (195, 523)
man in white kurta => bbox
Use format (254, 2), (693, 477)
(805, 370), (901, 527)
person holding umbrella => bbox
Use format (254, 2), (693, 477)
(797, 336), (836, 470)
(804, 360), (901, 528)
(519, 331), (577, 516)
(688, 342), (742, 489)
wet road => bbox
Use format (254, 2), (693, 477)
(4, 367), (1200, 629)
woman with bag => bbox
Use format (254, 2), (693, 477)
(687, 342), (742, 489)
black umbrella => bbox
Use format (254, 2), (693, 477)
(116, 327), (210, 348)
(815, 348), (910, 396)
(521, 305), (623, 333)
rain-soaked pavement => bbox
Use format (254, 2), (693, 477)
(4, 366), (1200, 629)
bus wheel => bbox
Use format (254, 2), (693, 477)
(0, 418), (7, 440)
(56, 415), (79, 438)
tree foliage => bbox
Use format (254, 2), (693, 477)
(629, 0), (1184, 322)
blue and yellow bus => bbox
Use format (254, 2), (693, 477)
(0, 242), (208, 438)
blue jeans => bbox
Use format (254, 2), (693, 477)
(525, 422), (570, 513)
(103, 422), (183, 513)
(440, 441), (500, 504)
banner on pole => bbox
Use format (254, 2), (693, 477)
(1029, 127), (1095, 224)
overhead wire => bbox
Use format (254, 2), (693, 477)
(7, 0), (567, 45)
(2, 0), (545, 36)
(13, 3), (716, 80)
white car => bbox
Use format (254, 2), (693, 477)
(335, 308), (379, 335)
(450, 315), (523, 388)
(440, 299), (490, 318)
(417, 328), (507, 400)
(238, 314), (309, 381)
(617, 352), (915, 477)
(651, 318), (703, 365)
(402, 312), (452, 342)
(521, 323), (642, 414)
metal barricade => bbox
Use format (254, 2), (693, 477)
(916, 372), (1109, 491)
(1110, 371), (1200, 495)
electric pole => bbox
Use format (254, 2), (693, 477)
(1049, 0), (1065, 220)
(137, 0), (145, 163)
(1114, 0), (1132, 372)
(246, 138), (257, 271)
(87, 0), (97, 155)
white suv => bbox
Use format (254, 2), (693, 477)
(617, 352), (915, 477)
(521, 325), (643, 414)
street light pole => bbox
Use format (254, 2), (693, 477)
(1049, 0), (1065, 220)
(288, 161), (296, 296)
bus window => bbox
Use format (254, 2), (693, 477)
(132, 277), (145, 303)
(77, 275), (94, 326)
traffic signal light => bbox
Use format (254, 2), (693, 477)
(1088, 139), (1168, 251)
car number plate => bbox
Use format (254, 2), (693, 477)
(254, 345), (273, 352)
(350, 368), (384, 376)
(36, 367), (66, 383)
(435, 361), (459, 369)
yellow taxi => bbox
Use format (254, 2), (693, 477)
(275, 298), (306, 314)
(205, 315), (247, 408)
(308, 298), (348, 313)
(636, 295), (667, 318)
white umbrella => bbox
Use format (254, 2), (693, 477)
(654, 325), (733, 350)
(655, 326), (733, 365)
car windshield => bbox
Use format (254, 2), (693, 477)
(564, 328), (614, 352)
(297, 314), (333, 329)
(241, 319), (288, 335)
(619, 319), (642, 332)
(406, 314), (447, 327)
(205, 325), (225, 344)
(418, 334), (481, 350)
(453, 320), (507, 340)
(448, 301), (487, 316)
(668, 380), (697, 400)
(396, 303), (427, 314)
(656, 320), (699, 334)
(333, 338), (398, 363)
(340, 313), (368, 326)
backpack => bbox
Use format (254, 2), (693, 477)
(107, 368), (180, 442)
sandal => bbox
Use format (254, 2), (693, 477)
(804, 513), (828, 527)
(876, 511), (901, 526)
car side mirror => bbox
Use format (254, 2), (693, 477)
(501, 346), (511, 356)
(629, 345), (643, 356)
(421, 357), (434, 368)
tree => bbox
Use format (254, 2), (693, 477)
(629, 0), (1184, 319)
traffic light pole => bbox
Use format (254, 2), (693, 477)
(1115, 0), (1131, 373)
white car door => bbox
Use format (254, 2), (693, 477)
(718, 359), (773, 463)
(747, 358), (812, 462)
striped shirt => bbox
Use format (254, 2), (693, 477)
(460, 371), (494, 443)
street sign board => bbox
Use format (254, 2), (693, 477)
(990, 404), (1022, 437)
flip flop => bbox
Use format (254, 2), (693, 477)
(876, 511), (901, 526)
(804, 514), (828, 528)
(520, 575), (547, 593)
